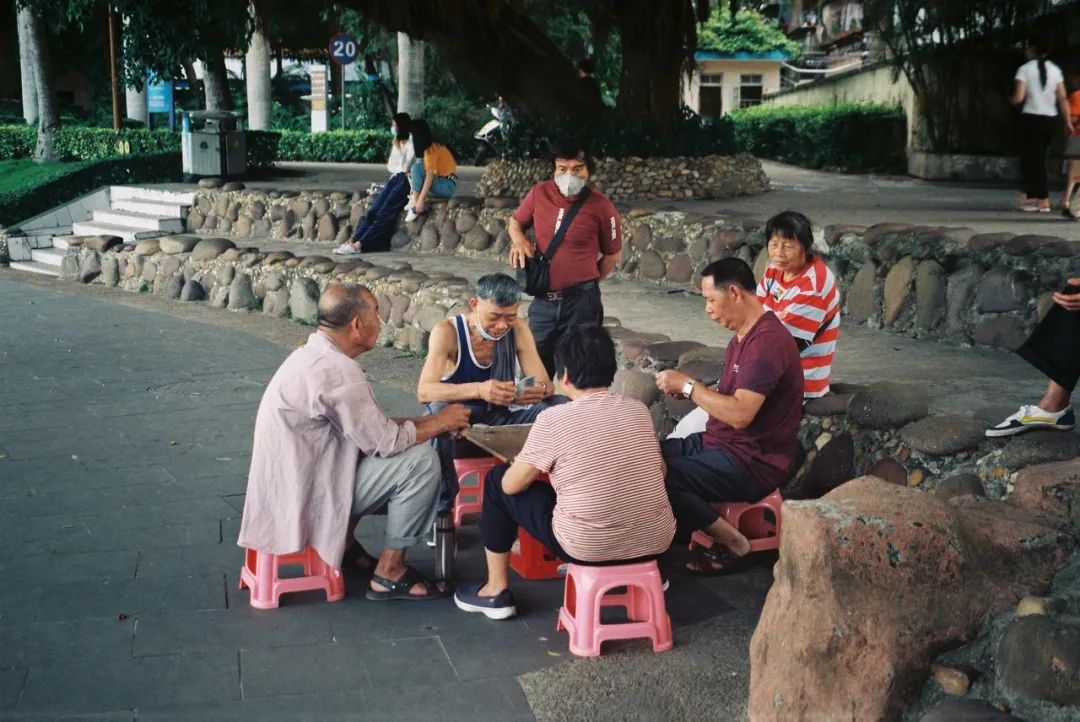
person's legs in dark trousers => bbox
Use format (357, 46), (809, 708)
(352, 173), (409, 251)
(1019, 115), (1056, 202)
(427, 397), (569, 513)
(661, 433), (766, 555)
(528, 285), (604, 378)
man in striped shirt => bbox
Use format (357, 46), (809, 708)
(756, 211), (840, 399)
(454, 326), (676, 620)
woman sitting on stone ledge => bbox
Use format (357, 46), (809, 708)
(405, 119), (458, 222)
(671, 210), (839, 439)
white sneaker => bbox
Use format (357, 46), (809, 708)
(332, 243), (359, 255)
(404, 206), (419, 223)
(985, 405), (1075, 437)
(367, 183), (381, 196)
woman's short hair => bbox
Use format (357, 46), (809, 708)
(765, 210), (814, 252)
(555, 325), (617, 389)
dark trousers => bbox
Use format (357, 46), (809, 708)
(528, 283), (603, 378)
(1017, 293), (1080, 392)
(662, 433), (771, 543)
(351, 172), (409, 252)
(480, 464), (571, 560)
(1018, 114), (1058, 200)
(427, 397), (567, 512)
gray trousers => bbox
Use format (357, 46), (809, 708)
(352, 444), (441, 549)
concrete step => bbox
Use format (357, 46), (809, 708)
(9, 260), (60, 277)
(70, 221), (163, 243)
(112, 197), (189, 219)
(110, 185), (195, 206)
(30, 247), (66, 267)
(91, 209), (183, 233)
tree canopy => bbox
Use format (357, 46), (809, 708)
(696, 6), (801, 57)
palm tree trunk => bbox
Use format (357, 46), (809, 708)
(202, 51), (232, 111)
(16, 7), (38, 125)
(245, 0), (271, 130)
(396, 32), (424, 115)
(24, 9), (58, 162)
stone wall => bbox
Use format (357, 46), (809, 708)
(186, 186), (1080, 354)
(474, 154), (770, 201)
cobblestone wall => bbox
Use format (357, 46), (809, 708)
(474, 154), (770, 200)
(186, 185), (1080, 353)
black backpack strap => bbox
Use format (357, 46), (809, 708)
(539, 186), (591, 263)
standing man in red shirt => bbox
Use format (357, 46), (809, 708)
(508, 140), (623, 376)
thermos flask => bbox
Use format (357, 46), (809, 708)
(434, 511), (456, 582)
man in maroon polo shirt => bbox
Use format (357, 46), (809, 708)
(656, 258), (803, 575)
(508, 140), (623, 376)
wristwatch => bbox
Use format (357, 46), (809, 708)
(681, 379), (695, 398)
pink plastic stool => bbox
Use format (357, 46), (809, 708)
(689, 488), (783, 553)
(239, 546), (345, 610)
(453, 457), (499, 525)
(556, 560), (673, 657)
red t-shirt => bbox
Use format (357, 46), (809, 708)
(703, 312), (804, 490)
(512, 180), (623, 291)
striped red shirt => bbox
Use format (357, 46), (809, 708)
(756, 256), (840, 399)
(516, 392), (676, 562)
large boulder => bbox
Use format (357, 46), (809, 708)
(1009, 459), (1080, 528)
(191, 237), (236, 261)
(749, 478), (1072, 722)
(847, 382), (929, 429)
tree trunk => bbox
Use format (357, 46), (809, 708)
(183, 61), (201, 100)
(396, 32), (424, 115)
(613, 1), (691, 122)
(16, 7), (38, 125)
(202, 50), (232, 111)
(245, 1), (271, 130)
(24, 9), (58, 162)
(107, 9), (122, 130)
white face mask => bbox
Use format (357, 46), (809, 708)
(555, 173), (586, 197)
(475, 318), (509, 342)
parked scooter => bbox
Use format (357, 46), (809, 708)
(473, 104), (506, 166)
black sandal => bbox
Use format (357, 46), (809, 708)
(685, 545), (753, 577)
(366, 566), (450, 601)
(342, 544), (378, 576)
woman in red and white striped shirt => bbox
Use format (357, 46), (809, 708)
(756, 211), (840, 399)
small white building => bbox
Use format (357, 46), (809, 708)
(683, 50), (787, 118)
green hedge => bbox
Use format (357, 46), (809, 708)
(247, 129), (391, 165)
(0, 152), (181, 227)
(0, 125), (180, 162)
(729, 103), (907, 173)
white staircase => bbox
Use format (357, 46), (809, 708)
(8, 186), (194, 277)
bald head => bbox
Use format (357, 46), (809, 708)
(318, 283), (375, 330)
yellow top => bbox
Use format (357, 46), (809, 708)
(423, 143), (457, 176)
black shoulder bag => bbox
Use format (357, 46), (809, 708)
(517, 187), (591, 296)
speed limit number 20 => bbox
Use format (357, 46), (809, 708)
(329, 33), (358, 66)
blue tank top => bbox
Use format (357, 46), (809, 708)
(441, 315), (492, 385)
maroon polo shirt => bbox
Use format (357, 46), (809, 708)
(512, 180), (623, 291)
(704, 312), (804, 490)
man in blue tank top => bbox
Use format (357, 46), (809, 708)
(418, 273), (565, 516)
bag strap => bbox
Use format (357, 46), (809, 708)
(539, 186), (591, 263)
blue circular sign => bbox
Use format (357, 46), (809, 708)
(329, 33), (358, 66)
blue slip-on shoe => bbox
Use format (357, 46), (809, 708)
(453, 583), (517, 620)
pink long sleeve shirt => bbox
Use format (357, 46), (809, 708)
(237, 331), (416, 567)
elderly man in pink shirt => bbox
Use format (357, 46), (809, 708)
(238, 284), (470, 600)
